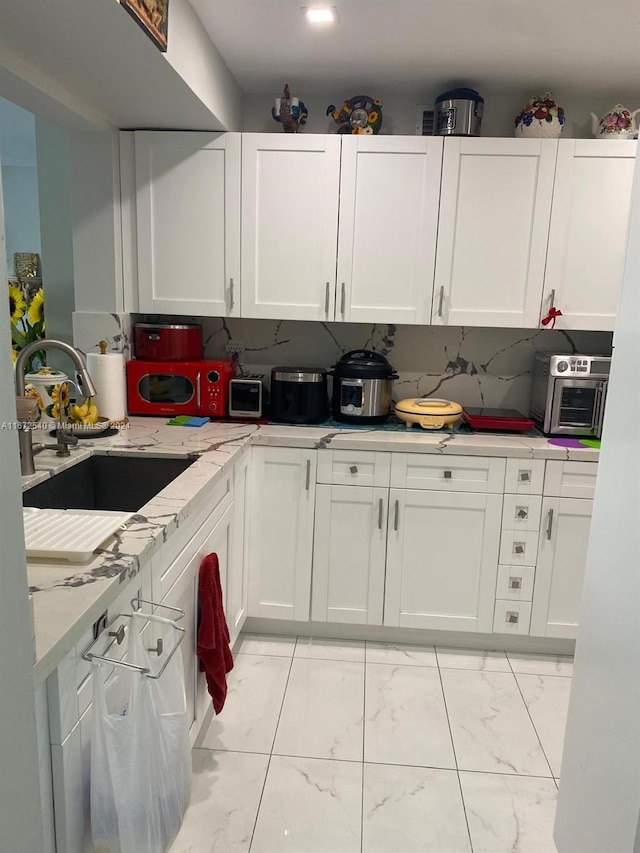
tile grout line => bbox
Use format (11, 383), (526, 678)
(434, 646), (475, 853)
(247, 635), (298, 853)
(506, 655), (558, 782)
(190, 744), (561, 779)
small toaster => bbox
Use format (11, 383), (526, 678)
(228, 378), (263, 419)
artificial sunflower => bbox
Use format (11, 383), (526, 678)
(51, 383), (70, 411)
(8, 284), (26, 323)
(27, 287), (44, 327)
(25, 386), (45, 412)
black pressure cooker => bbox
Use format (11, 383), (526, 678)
(331, 350), (398, 424)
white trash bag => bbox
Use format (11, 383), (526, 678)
(91, 612), (191, 853)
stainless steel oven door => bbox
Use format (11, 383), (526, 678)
(550, 378), (606, 437)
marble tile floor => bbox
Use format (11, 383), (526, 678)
(170, 636), (573, 853)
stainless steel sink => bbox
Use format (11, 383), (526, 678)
(23, 455), (196, 513)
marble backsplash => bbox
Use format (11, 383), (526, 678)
(73, 312), (612, 414)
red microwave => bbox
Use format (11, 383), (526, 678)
(126, 359), (236, 418)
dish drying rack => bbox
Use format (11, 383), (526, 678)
(81, 598), (185, 679)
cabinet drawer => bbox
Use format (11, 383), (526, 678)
(390, 454), (505, 493)
(544, 461), (598, 499)
(499, 530), (539, 566)
(159, 488), (233, 601)
(496, 564), (535, 601)
(317, 450), (391, 487)
(502, 494), (542, 532)
(504, 459), (545, 494)
(158, 471), (232, 572)
(493, 600), (532, 635)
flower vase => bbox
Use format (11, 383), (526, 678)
(515, 93), (565, 139)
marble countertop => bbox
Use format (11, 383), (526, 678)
(26, 417), (599, 686)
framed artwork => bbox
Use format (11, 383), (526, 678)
(120, 0), (169, 52)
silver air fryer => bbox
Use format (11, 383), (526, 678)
(435, 88), (484, 136)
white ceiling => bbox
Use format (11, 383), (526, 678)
(190, 0), (640, 96)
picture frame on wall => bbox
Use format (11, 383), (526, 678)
(120, 0), (169, 52)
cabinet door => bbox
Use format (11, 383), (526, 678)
(241, 134), (341, 320)
(530, 497), (593, 639)
(228, 449), (251, 647)
(135, 131), (241, 315)
(433, 138), (557, 327)
(384, 489), (502, 632)
(337, 136), (443, 323)
(194, 502), (234, 729)
(312, 485), (388, 625)
(248, 447), (316, 620)
(50, 714), (88, 853)
(162, 501), (233, 737)
(543, 140), (636, 330)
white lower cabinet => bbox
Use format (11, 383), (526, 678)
(312, 484), (388, 625)
(44, 459), (246, 853)
(384, 489), (502, 632)
(530, 497), (594, 639)
(228, 447), (251, 647)
(248, 447), (317, 621)
(159, 491), (235, 741)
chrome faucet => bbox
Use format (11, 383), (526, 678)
(15, 339), (97, 476)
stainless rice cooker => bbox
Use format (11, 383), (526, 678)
(435, 87), (484, 136)
(331, 350), (398, 424)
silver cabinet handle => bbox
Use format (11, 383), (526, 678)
(229, 278), (235, 312)
(325, 282), (330, 318)
(196, 372), (201, 410)
(438, 285), (444, 318)
(550, 288), (556, 308)
(305, 459), (311, 492)
(378, 498), (383, 530)
(546, 508), (554, 540)
(341, 282), (346, 317)
(393, 499), (399, 531)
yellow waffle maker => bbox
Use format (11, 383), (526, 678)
(394, 397), (463, 430)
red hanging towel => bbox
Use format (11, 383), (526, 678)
(197, 553), (234, 714)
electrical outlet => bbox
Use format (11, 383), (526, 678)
(226, 341), (245, 357)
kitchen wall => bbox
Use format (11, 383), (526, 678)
(73, 311), (612, 414)
(0, 97), (41, 277)
(244, 87), (640, 139)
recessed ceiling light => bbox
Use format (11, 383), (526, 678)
(303, 7), (336, 24)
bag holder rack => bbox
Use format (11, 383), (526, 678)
(81, 598), (186, 680)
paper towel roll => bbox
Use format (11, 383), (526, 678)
(86, 352), (127, 422)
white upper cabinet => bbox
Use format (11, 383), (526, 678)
(134, 131), (241, 316)
(241, 134), (341, 320)
(337, 136), (443, 324)
(543, 140), (637, 331)
(433, 138), (557, 327)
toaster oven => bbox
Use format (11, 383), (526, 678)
(126, 359), (235, 418)
(529, 353), (611, 437)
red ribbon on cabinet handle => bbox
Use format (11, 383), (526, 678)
(541, 306), (563, 329)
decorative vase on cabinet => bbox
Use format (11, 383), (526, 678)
(515, 93), (565, 138)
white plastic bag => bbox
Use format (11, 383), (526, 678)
(91, 613), (191, 853)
